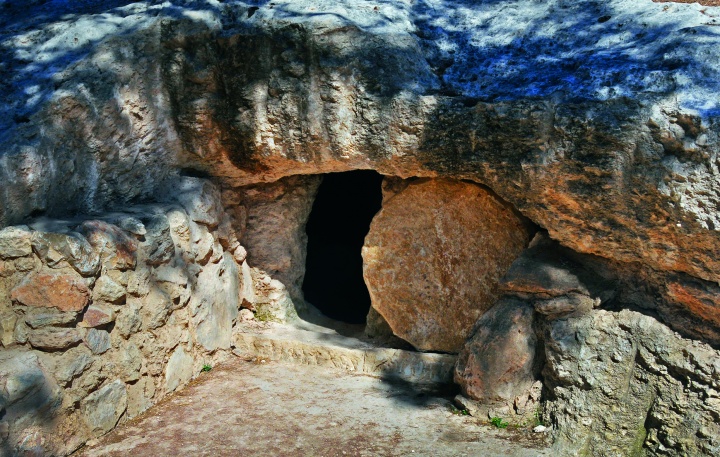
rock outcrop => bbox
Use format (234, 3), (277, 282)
(1, 1), (720, 456)
(363, 178), (531, 352)
(454, 298), (540, 416)
(543, 309), (720, 457)
(1, 0), (718, 347)
(456, 232), (720, 456)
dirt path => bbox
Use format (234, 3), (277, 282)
(74, 357), (550, 457)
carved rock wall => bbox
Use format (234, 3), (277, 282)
(1, 2), (720, 457)
(1, 0), (720, 345)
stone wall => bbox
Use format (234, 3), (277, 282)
(0, 178), (262, 456)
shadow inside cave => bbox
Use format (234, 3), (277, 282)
(301, 170), (383, 326)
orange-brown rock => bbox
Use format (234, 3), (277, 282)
(362, 178), (532, 353)
(78, 221), (137, 271)
(11, 273), (90, 313)
(79, 305), (116, 328)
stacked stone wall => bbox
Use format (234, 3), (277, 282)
(0, 178), (270, 456)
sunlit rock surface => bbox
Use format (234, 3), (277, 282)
(1, 1), (720, 456)
(363, 178), (531, 352)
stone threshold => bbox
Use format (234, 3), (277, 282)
(232, 319), (457, 387)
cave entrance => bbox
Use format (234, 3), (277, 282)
(302, 170), (383, 324)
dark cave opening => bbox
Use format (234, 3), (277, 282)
(302, 170), (384, 324)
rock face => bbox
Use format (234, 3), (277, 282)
(233, 175), (322, 307)
(1, 1), (720, 456)
(0, 351), (63, 455)
(11, 273), (90, 312)
(363, 178), (531, 352)
(454, 232), (720, 456)
(543, 309), (720, 457)
(190, 252), (240, 351)
(81, 380), (128, 436)
(454, 298), (539, 410)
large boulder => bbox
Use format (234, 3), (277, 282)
(362, 178), (531, 352)
(454, 298), (538, 401)
(543, 309), (720, 457)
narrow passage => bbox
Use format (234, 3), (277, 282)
(302, 170), (383, 324)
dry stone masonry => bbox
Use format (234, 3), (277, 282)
(1, 0), (720, 456)
(0, 178), (260, 455)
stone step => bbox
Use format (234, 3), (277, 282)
(232, 322), (457, 386)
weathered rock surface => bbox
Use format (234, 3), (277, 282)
(1, 1), (720, 456)
(0, 227), (32, 259)
(25, 311), (78, 329)
(235, 175), (321, 307)
(0, 186), (254, 456)
(45, 347), (94, 386)
(363, 178), (531, 352)
(454, 298), (539, 411)
(164, 346), (194, 393)
(78, 221), (137, 271)
(0, 350), (63, 456)
(28, 328), (82, 351)
(83, 328), (111, 355)
(175, 178), (223, 228)
(456, 230), (720, 455)
(0, 1), (718, 341)
(139, 213), (175, 266)
(543, 309), (720, 457)
(11, 273), (90, 312)
(81, 380), (128, 436)
(79, 305), (115, 328)
(92, 275), (126, 304)
(190, 252), (240, 351)
(30, 231), (100, 276)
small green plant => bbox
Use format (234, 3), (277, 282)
(533, 407), (545, 427)
(449, 405), (470, 416)
(201, 364), (212, 373)
(490, 417), (509, 429)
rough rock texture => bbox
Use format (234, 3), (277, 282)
(456, 232), (720, 455)
(11, 273), (90, 312)
(363, 178), (531, 352)
(229, 175), (322, 307)
(190, 252), (240, 351)
(0, 227), (32, 259)
(165, 346), (194, 393)
(1, 1), (720, 456)
(0, 179), (267, 456)
(454, 298), (540, 413)
(0, 1), (718, 347)
(543, 309), (720, 457)
(81, 380), (128, 436)
(0, 351), (62, 457)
